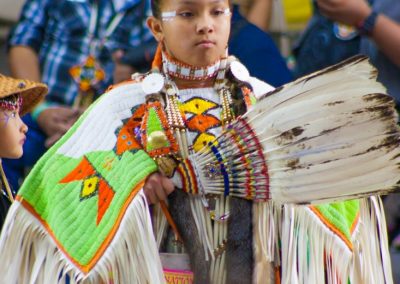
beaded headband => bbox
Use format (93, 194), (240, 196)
(0, 94), (23, 112)
(161, 8), (231, 21)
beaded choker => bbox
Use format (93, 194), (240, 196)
(162, 52), (221, 81)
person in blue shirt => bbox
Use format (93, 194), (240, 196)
(229, 4), (292, 87)
(4, 0), (156, 191)
(317, 0), (400, 105)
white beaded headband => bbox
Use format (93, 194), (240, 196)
(161, 8), (231, 21)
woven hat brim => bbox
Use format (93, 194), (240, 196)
(19, 84), (48, 115)
(0, 74), (48, 115)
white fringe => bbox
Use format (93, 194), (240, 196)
(281, 203), (352, 284)
(189, 196), (214, 262)
(152, 203), (168, 249)
(253, 201), (279, 284)
(187, 195), (230, 284)
(352, 196), (393, 284)
(253, 201), (279, 263)
(279, 197), (393, 284)
(0, 190), (165, 284)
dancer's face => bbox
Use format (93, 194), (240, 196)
(148, 0), (231, 67)
(0, 106), (27, 159)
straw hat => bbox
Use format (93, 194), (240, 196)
(0, 74), (48, 115)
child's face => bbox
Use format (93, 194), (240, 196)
(149, 0), (231, 67)
(0, 108), (28, 159)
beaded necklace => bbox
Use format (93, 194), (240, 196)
(161, 51), (236, 218)
(162, 51), (235, 128)
(162, 52), (222, 81)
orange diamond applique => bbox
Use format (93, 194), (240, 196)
(59, 156), (115, 225)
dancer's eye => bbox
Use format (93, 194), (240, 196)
(178, 11), (194, 18)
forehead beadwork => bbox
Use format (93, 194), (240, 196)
(161, 11), (176, 21)
(161, 7), (230, 21)
(0, 94), (23, 112)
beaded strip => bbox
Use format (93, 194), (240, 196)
(176, 158), (199, 195)
(0, 94), (22, 112)
(164, 82), (190, 159)
(208, 144), (230, 197)
(205, 117), (269, 201)
(219, 88), (234, 126)
(236, 118), (269, 200)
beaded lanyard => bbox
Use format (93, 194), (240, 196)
(69, 2), (125, 109)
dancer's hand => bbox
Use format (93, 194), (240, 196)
(143, 172), (175, 204)
(37, 106), (82, 147)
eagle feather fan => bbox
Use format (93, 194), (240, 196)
(190, 55), (400, 204)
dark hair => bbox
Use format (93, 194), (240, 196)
(151, 0), (162, 19)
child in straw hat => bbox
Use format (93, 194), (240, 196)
(0, 74), (47, 229)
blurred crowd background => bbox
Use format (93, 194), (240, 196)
(0, 0), (22, 74)
(0, 0), (312, 76)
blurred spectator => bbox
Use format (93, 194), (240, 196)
(229, 4), (293, 86)
(4, 0), (156, 190)
(235, 0), (312, 59)
(292, 1), (362, 78)
(235, 0), (272, 32)
(295, 0), (400, 106)
(235, 0), (312, 33)
(317, 0), (400, 105)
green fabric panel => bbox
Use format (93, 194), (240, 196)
(19, 150), (157, 266)
(314, 200), (359, 242)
